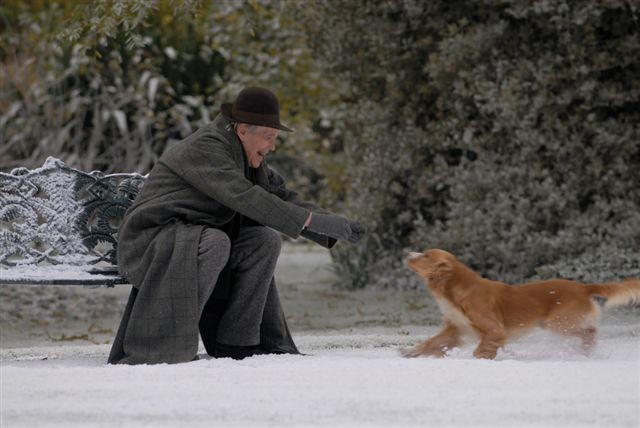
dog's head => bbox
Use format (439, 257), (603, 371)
(405, 249), (456, 282)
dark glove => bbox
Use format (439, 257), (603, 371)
(306, 213), (367, 244)
(348, 221), (367, 243)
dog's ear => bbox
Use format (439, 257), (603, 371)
(434, 259), (452, 273)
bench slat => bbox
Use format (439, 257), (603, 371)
(0, 276), (128, 287)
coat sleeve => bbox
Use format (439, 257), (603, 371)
(266, 166), (337, 249)
(163, 134), (310, 239)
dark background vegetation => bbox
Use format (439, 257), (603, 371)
(2, 0), (639, 288)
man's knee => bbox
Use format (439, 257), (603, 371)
(258, 227), (282, 253)
(199, 228), (231, 259)
(250, 227), (282, 255)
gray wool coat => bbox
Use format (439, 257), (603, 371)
(108, 114), (335, 364)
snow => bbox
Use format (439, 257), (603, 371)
(1, 243), (639, 427)
(0, 263), (117, 282)
(2, 324), (639, 428)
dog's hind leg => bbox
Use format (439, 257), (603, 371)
(577, 311), (599, 354)
(545, 322), (598, 355)
(401, 322), (462, 358)
(544, 301), (600, 355)
(578, 326), (598, 353)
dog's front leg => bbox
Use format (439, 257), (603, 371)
(401, 322), (461, 358)
(472, 323), (506, 360)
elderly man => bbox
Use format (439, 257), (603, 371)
(109, 87), (365, 364)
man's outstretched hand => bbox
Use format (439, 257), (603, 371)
(306, 213), (367, 244)
(347, 221), (367, 244)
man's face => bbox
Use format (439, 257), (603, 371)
(237, 124), (279, 168)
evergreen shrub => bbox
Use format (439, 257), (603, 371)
(300, 0), (640, 288)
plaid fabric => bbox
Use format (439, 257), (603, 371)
(109, 223), (203, 364)
(109, 114), (333, 364)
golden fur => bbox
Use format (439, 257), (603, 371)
(401, 249), (640, 359)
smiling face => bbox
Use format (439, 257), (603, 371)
(236, 123), (279, 168)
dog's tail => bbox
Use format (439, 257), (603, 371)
(587, 279), (640, 310)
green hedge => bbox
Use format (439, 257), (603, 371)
(0, 0), (328, 192)
(300, 0), (640, 287)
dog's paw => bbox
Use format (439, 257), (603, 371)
(473, 348), (497, 360)
(399, 346), (421, 358)
(401, 345), (450, 358)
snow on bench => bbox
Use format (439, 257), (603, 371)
(0, 157), (145, 286)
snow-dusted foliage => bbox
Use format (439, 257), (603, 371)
(0, 157), (144, 267)
(300, 0), (640, 288)
(1, 158), (84, 265)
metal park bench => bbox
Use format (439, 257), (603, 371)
(0, 157), (144, 287)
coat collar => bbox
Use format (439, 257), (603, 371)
(211, 114), (244, 168)
(210, 114), (270, 188)
(212, 113), (237, 141)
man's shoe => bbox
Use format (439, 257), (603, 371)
(214, 343), (269, 360)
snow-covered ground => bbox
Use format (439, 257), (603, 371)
(1, 244), (639, 427)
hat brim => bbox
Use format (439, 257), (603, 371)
(220, 103), (293, 132)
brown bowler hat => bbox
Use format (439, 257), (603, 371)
(221, 86), (293, 132)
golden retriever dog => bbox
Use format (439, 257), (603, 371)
(401, 249), (640, 359)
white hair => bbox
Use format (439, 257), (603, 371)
(232, 122), (259, 134)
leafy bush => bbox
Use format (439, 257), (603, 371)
(4, 0), (638, 288)
(0, 0), (329, 193)
(300, 0), (640, 288)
